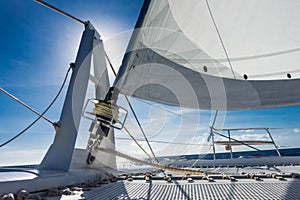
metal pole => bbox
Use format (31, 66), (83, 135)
(212, 130), (261, 151)
(228, 130), (233, 159)
(265, 128), (281, 157)
(210, 127), (216, 160)
(34, 0), (86, 25)
(0, 87), (54, 125)
(210, 110), (218, 160)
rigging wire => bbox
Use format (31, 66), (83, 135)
(205, 0), (236, 79)
(123, 126), (154, 160)
(0, 66), (72, 148)
(105, 52), (159, 163)
(124, 97), (159, 162)
(211, 110), (218, 128)
(0, 88), (54, 125)
(116, 137), (210, 147)
(189, 110), (218, 168)
(128, 98), (283, 131)
(34, 0), (86, 25)
(135, 98), (209, 128)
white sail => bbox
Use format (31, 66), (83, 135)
(114, 0), (300, 110)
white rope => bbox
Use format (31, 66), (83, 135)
(97, 147), (218, 176)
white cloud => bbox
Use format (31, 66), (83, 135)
(293, 128), (300, 133)
(241, 129), (255, 133)
(226, 133), (269, 141)
(0, 149), (44, 166)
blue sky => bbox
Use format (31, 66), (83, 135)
(0, 0), (300, 166)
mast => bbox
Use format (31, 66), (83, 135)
(39, 22), (97, 171)
(35, 0), (116, 171)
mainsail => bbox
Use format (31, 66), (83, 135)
(113, 0), (300, 110)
